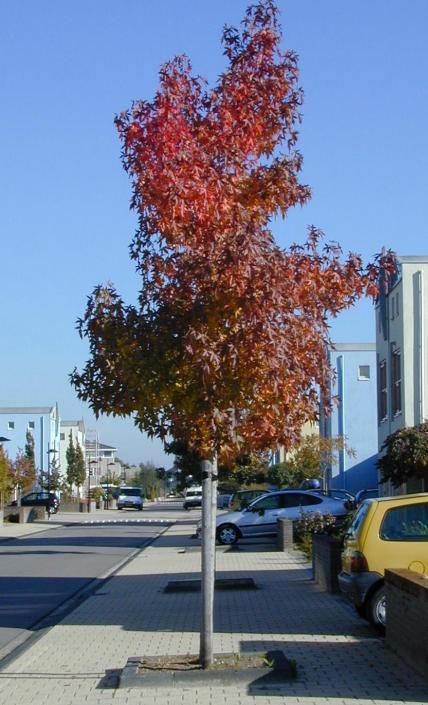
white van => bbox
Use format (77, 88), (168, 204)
(183, 486), (203, 510)
(117, 486), (144, 511)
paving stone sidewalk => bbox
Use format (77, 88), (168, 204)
(0, 521), (426, 705)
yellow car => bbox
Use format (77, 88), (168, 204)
(338, 493), (428, 630)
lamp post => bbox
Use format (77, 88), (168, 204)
(0, 437), (10, 510)
(47, 447), (57, 520)
(107, 462), (116, 509)
(88, 460), (97, 513)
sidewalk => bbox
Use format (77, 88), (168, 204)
(0, 520), (426, 705)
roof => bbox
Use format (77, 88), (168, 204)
(61, 420), (85, 431)
(85, 440), (118, 451)
(0, 406), (55, 414)
(375, 492), (428, 503)
(397, 255), (428, 264)
(330, 343), (376, 352)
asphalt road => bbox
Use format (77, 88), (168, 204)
(0, 518), (168, 658)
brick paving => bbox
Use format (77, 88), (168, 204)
(0, 520), (426, 704)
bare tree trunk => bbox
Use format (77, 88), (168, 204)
(199, 458), (215, 668)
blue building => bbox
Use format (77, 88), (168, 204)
(0, 405), (61, 473)
(320, 343), (378, 494)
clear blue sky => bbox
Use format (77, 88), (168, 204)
(1, 1), (427, 466)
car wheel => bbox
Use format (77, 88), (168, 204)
(217, 524), (239, 545)
(117, 506), (122, 510)
(138, 506), (143, 511)
(367, 585), (386, 632)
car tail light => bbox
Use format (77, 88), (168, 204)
(350, 551), (368, 573)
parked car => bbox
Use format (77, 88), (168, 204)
(318, 488), (357, 510)
(183, 486), (203, 510)
(354, 488), (379, 506)
(228, 488), (270, 511)
(339, 493), (428, 631)
(117, 486), (144, 511)
(217, 494), (232, 510)
(324, 488), (355, 503)
(8, 491), (59, 514)
(211, 489), (349, 545)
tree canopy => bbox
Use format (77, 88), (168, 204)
(0, 446), (12, 507)
(71, 0), (394, 463)
(268, 434), (354, 488)
(378, 422), (428, 488)
(11, 448), (36, 494)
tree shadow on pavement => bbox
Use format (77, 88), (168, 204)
(45, 569), (372, 638)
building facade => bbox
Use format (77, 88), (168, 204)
(320, 343), (378, 494)
(0, 404), (61, 473)
(59, 420), (86, 481)
(376, 256), (428, 493)
(85, 436), (119, 489)
(271, 421), (318, 467)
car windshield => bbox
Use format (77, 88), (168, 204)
(120, 489), (142, 497)
(186, 490), (201, 497)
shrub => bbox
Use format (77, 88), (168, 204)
(295, 510), (336, 536)
(294, 510), (336, 559)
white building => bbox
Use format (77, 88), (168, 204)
(85, 437), (120, 488)
(59, 420), (86, 480)
(376, 255), (428, 493)
(0, 405), (61, 473)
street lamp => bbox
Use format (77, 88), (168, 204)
(47, 447), (57, 520)
(107, 462), (116, 509)
(88, 460), (98, 513)
(0, 438), (10, 510)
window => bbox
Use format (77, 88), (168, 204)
(347, 502), (370, 539)
(380, 503), (428, 541)
(379, 360), (388, 421)
(7, 421), (14, 430)
(391, 349), (401, 415)
(28, 421), (35, 430)
(282, 493), (304, 508)
(395, 292), (399, 317)
(391, 296), (395, 319)
(298, 493), (323, 506)
(251, 495), (281, 511)
(358, 365), (370, 380)
(60, 433), (65, 441)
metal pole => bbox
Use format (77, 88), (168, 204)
(47, 445), (51, 520)
(211, 454), (218, 575)
(199, 458), (214, 669)
(87, 470), (91, 513)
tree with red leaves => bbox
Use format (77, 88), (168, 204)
(72, 1), (393, 666)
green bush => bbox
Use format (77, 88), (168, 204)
(294, 510), (336, 559)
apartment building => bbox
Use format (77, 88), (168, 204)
(376, 256), (428, 493)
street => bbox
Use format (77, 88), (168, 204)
(0, 501), (190, 660)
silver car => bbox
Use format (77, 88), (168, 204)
(215, 489), (348, 545)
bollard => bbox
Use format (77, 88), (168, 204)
(277, 517), (294, 551)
